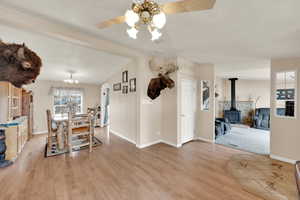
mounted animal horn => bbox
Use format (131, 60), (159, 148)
(17, 47), (26, 60)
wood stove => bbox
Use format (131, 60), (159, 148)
(224, 78), (241, 124)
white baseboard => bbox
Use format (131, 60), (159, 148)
(137, 140), (161, 149)
(197, 137), (215, 143)
(110, 130), (136, 145)
(161, 140), (182, 148)
(137, 140), (182, 149)
(270, 154), (297, 164)
(33, 130), (48, 135)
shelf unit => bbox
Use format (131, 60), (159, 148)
(0, 82), (22, 123)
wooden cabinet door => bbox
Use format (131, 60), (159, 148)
(5, 126), (18, 161)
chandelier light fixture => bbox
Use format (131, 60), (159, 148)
(125, 0), (166, 41)
(64, 73), (79, 84)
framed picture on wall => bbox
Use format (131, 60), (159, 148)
(122, 85), (128, 94)
(129, 78), (136, 92)
(201, 80), (210, 111)
(113, 83), (121, 91)
(122, 70), (128, 83)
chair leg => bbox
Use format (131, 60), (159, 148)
(68, 130), (72, 153)
(47, 131), (52, 150)
(89, 133), (92, 152)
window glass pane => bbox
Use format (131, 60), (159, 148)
(53, 89), (83, 117)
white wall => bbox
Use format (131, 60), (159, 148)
(105, 60), (138, 144)
(136, 57), (161, 147)
(104, 57), (162, 147)
(270, 58), (300, 162)
(196, 64), (216, 142)
(25, 80), (100, 134)
(160, 72), (178, 146)
(221, 79), (270, 107)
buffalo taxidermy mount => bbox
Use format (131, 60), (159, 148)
(147, 58), (178, 100)
(0, 40), (42, 88)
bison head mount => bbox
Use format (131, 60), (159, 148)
(0, 40), (42, 88)
(147, 57), (178, 100)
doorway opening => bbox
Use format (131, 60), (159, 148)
(214, 64), (271, 155)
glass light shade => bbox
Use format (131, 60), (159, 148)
(64, 79), (79, 84)
(151, 29), (162, 41)
(125, 10), (139, 27)
(127, 27), (138, 39)
(152, 12), (166, 29)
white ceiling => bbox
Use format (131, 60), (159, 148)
(0, 24), (130, 84)
(215, 60), (271, 80)
(1, 0), (300, 80)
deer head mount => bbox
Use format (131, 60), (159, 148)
(0, 40), (42, 88)
(147, 57), (178, 100)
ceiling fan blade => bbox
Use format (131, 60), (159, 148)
(97, 16), (125, 29)
(162, 0), (216, 15)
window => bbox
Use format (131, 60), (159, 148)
(51, 87), (84, 119)
(275, 71), (297, 118)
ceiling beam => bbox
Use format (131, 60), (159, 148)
(0, 3), (144, 58)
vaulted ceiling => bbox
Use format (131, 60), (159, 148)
(1, 0), (300, 81)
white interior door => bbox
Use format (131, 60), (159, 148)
(181, 79), (197, 144)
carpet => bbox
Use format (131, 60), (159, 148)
(45, 136), (102, 157)
(227, 154), (298, 200)
(216, 126), (270, 155)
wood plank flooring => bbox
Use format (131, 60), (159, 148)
(0, 128), (266, 200)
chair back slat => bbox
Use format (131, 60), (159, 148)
(67, 112), (93, 153)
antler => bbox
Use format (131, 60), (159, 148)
(164, 63), (179, 76)
(149, 57), (179, 75)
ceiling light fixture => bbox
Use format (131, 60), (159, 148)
(64, 73), (79, 84)
(125, 0), (166, 41)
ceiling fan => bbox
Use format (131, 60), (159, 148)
(97, 0), (216, 41)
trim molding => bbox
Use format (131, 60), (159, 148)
(33, 130), (48, 135)
(161, 140), (182, 148)
(197, 137), (215, 143)
(270, 154), (297, 164)
(110, 130), (136, 145)
(137, 140), (161, 149)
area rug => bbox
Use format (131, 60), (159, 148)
(45, 136), (102, 157)
(216, 127), (270, 155)
(227, 154), (298, 200)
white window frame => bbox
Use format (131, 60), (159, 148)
(52, 90), (84, 119)
(274, 69), (298, 119)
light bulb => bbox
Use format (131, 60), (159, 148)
(127, 27), (138, 39)
(151, 29), (162, 41)
(125, 10), (139, 27)
(152, 12), (166, 29)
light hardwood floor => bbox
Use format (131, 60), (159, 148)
(0, 128), (265, 200)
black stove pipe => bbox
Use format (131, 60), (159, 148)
(229, 78), (238, 111)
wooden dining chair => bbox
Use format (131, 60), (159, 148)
(46, 109), (57, 150)
(67, 112), (94, 153)
(46, 110), (65, 151)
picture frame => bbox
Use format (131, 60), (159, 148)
(122, 70), (128, 83)
(122, 85), (128, 94)
(200, 80), (210, 111)
(113, 83), (121, 91)
(129, 78), (136, 92)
